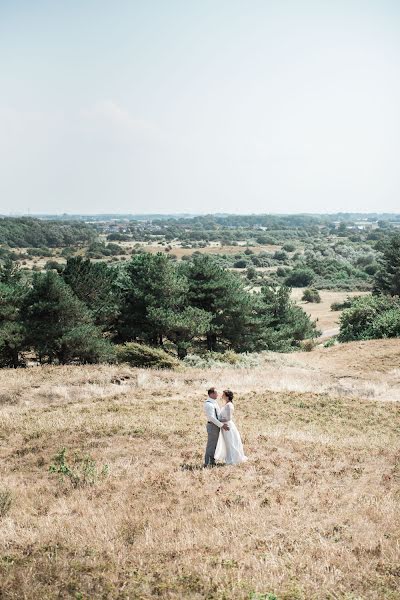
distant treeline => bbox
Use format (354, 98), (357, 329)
(9, 212), (400, 223)
(0, 217), (96, 248)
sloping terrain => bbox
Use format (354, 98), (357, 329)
(0, 340), (399, 599)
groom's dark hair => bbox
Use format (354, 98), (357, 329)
(208, 387), (217, 396)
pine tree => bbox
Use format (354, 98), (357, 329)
(22, 271), (112, 364)
(148, 306), (211, 358)
(116, 253), (187, 345)
(257, 285), (318, 351)
(0, 282), (26, 367)
(183, 254), (259, 351)
(373, 234), (400, 296)
(62, 256), (120, 330)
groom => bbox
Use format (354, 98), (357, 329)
(203, 387), (229, 467)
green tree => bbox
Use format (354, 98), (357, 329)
(0, 259), (22, 286)
(183, 255), (260, 352)
(257, 286), (318, 351)
(148, 306), (212, 358)
(0, 282), (26, 368)
(0, 260), (27, 367)
(22, 271), (112, 364)
(373, 234), (400, 296)
(62, 257), (120, 330)
(116, 253), (187, 346)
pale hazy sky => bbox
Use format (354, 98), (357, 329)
(1, 1), (399, 215)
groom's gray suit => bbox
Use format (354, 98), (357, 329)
(203, 394), (224, 466)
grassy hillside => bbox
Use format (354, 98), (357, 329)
(0, 341), (399, 599)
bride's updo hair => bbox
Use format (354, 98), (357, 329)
(223, 389), (234, 403)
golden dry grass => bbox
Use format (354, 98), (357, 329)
(117, 241), (281, 259)
(0, 341), (399, 599)
(290, 289), (369, 339)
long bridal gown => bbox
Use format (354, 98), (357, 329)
(214, 403), (247, 465)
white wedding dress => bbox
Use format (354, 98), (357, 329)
(214, 403), (247, 465)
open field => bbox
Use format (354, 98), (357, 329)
(290, 289), (369, 339)
(114, 241), (282, 258)
(0, 340), (399, 599)
(12, 241), (283, 270)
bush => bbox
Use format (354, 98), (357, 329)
(256, 235), (276, 245)
(27, 247), (52, 257)
(282, 242), (296, 252)
(183, 351), (260, 369)
(331, 297), (357, 311)
(107, 233), (130, 241)
(276, 267), (289, 277)
(338, 294), (400, 342)
(49, 448), (109, 488)
(368, 308), (400, 338)
(284, 268), (314, 287)
(246, 266), (258, 281)
(302, 288), (321, 303)
(301, 339), (316, 352)
(364, 263), (378, 275)
(45, 260), (64, 272)
(273, 250), (288, 262)
(115, 342), (179, 369)
(233, 259), (248, 268)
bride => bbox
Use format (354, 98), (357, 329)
(215, 390), (247, 465)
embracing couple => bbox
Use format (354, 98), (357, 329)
(204, 387), (247, 467)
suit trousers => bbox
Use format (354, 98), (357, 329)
(204, 422), (220, 466)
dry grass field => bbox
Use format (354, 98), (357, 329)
(0, 340), (399, 599)
(14, 241), (282, 271)
(115, 241), (282, 259)
(290, 290), (369, 339)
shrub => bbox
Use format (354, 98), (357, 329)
(246, 266), (258, 281)
(331, 297), (357, 311)
(44, 260), (64, 272)
(183, 351), (260, 369)
(301, 339), (316, 352)
(276, 267), (289, 277)
(302, 288), (321, 303)
(282, 242), (296, 252)
(273, 250), (288, 262)
(284, 268), (314, 287)
(115, 342), (179, 369)
(364, 263), (378, 275)
(233, 259), (248, 268)
(256, 235), (276, 245)
(368, 308), (400, 338)
(49, 448), (109, 488)
(338, 294), (400, 342)
(60, 247), (75, 258)
(324, 336), (337, 347)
